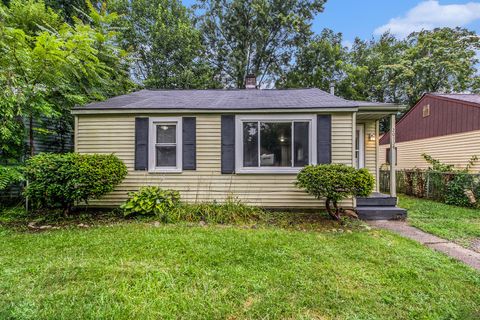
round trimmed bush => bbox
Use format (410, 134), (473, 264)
(24, 153), (127, 214)
(296, 164), (374, 220)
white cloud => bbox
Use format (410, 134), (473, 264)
(374, 1), (480, 37)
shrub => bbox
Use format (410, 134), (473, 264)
(24, 153), (127, 214)
(0, 165), (24, 191)
(121, 186), (180, 218)
(422, 154), (455, 172)
(423, 153), (479, 173)
(403, 169), (426, 198)
(445, 173), (479, 207)
(420, 153), (480, 207)
(122, 189), (262, 224)
(296, 164), (374, 220)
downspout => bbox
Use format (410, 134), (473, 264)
(352, 111), (357, 208)
(375, 119), (380, 192)
(74, 115), (79, 153)
(390, 114), (397, 199)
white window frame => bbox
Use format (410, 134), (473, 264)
(235, 114), (317, 174)
(148, 117), (182, 173)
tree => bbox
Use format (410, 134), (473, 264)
(112, 0), (219, 89)
(388, 27), (480, 107)
(0, 0), (133, 160)
(279, 27), (480, 132)
(279, 30), (406, 102)
(348, 28), (480, 107)
(344, 33), (406, 103)
(296, 164), (374, 220)
(44, 0), (99, 23)
(195, 0), (326, 88)
(276, 29), (347, 91)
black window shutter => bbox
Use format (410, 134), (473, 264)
(135, 117), (149, 170)
(182, 117), (196, 170)
(221, 115), (235, 174)
(317, 115), (332, 164)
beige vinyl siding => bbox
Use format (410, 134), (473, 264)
(332, 113), (354, 165)
(76, 112), (354, 208)
(379, 129), (480, 172)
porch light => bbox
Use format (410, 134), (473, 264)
(368, 133), (376, 141)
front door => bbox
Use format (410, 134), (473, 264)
(355, 125), (365, 169)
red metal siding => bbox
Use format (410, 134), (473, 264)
(380, 95), (480, 145)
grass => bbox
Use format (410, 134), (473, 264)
(399, 195), (480, 249)
(0, 215), (479, 319)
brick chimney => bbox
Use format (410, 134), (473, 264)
(245, 74), (257, 89)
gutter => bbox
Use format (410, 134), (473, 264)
(71, 103), (406, 116)
(357, 105), (407, 112)
(71, 107), (360, 115)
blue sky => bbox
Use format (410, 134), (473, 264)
(183, 0), (480, 45)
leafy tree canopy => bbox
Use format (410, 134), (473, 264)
(195, 0), (326, 88)
(0, 0), (133, 160)
(391, 27), (480, 106)
(280, 27), (480, 110)
(112, 0), (220, 89)
(44, 0), (101, 23)
(277, 29), (346, 91)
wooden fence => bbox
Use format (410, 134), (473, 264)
(0, 183), (24, 206)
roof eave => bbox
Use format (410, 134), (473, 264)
(71, 106), (360, 115)
(426, 93), (480, 108)
(357, 104), (407, 112)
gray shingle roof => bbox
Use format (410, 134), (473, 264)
(75, 88), (396, 110)
(431, 93), (480, 106)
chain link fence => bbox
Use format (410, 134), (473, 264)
(379, 170), (480, 206)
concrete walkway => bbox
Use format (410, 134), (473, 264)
(368, 220), (480, 270)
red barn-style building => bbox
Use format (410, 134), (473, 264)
(380, 93), (480, 172)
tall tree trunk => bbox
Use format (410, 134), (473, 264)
(29, 113), (34, 157)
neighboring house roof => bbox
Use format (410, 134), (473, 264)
(380, 93), (480, 145)
(430, 93), (480, 106)
(72, 88), (400, 112)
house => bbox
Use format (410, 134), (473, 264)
(379, 93), (480, 172)
(72, 83), (406, 218)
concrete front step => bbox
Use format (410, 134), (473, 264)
(356, 196), (397, 207)
(356, 206), (407, 220)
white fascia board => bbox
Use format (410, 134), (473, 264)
(71, 107), (359, 115)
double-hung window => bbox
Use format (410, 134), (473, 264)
(148, 117), (182, 172)
(235, 115), (317, 173)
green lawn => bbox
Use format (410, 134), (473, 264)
(399, 195), (480, 249)
(1, 220), (479, 319)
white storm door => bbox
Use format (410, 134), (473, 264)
(355, 124), (365, 169)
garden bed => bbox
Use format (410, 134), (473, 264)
(0, 206), (365, 233)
